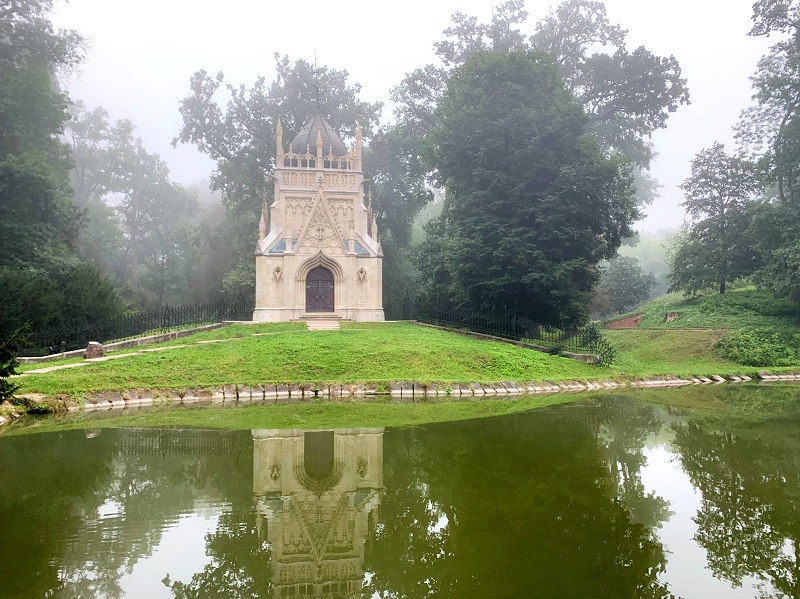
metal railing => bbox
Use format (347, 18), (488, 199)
(20, 295), (254, 357)
(414, 306), (615, 365)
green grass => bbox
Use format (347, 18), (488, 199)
(603, 328), (743, 377)
(621, 288), (798, 330)
(602, 288), (800, 370)
(16, 322), (603, 396)
(2, 393), (588, 436)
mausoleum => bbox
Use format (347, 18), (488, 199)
(252, 113), (384, 322)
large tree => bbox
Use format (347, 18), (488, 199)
(0, 1), (126, 337)
(393, 0), (688, 180)
(424, 49), (638, 325)
(0, 0), (84, 270)
(668, 142), (760, 295)
(736, 0), (800, 304)
(174, 54), (384, 295)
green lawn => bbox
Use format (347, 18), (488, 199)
(603, 328), (743, 377)
(17, 322), (603, 396)
(15, 314), (796, 400)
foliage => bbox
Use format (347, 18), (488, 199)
(750, 196), (800, 302)
(737, 0), (800, 204)
(0, 264), (123, 341)
(423, 49), (638, 326)
(594, 256), (656, 315)
(668, 143), (761, 295)
(616, 287), (799, 330)
(733, 0), (800, 309)
(0, 326), (27, 401)
(66, 103), (242, 309)
(618, 229), (674, 299)
(174, 54), (384, 298)
(0, 64), (82, 270)
(530, 0), (689, 169)
(716, 328), (800, 366)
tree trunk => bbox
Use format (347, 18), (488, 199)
(719, 278), (726, 294)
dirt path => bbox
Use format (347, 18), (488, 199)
(605, 313), (644, 329)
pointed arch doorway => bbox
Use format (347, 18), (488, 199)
(306, 266), (335, 313)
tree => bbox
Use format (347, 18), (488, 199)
(392, 0), (688, 178)
(174, 54), (383, 296)
(735, 0), (800, 305)
(0, 1), (128, 336)
(594, 256), (656, 315)
(424, 49), (638, 325)
(0, 326), (27, 402)
(668, 143), (760, 295)
(737, 0), (800, 204)
(0, 26), (84, 269)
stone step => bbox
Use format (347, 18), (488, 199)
(306, 320), (341, 331)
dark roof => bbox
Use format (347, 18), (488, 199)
(290, 112), (348, 157)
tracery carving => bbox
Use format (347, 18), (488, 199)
(273, 267), (283, 282)
(356, 268), (367, 282)
(296, 196), (346, 256)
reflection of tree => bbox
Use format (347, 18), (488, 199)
(0, 428), (253, 598)
(597, 397), (672, 531)
(165, 508), (274, 598)
(673, 420), (800, 597)
(366, 403), (676, 598)
(0, 430), (119, 598)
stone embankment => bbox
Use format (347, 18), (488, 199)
(2, 372), (799, 425)
(41, 372), (800, 411)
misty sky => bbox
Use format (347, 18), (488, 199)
(52, 0), (773, 232)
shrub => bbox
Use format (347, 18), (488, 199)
(716, 329), (800, 367)
(0, 326), (28, 402)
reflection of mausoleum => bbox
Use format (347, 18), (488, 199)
(252, 428), (383, 598)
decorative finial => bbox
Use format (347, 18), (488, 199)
(314, 51), (321, 109)
(276, 117), (284, 159)
(258, 190), (267, 239)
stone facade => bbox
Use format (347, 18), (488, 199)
(252, 428), (383, 598)
(253, 113), (384, 322)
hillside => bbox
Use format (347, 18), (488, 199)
(605, 288), (800, 368)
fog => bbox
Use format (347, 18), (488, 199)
(52, 0), (772, 231)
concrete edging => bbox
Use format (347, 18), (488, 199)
(49, 371), (798, 413)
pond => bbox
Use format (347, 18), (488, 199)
(1, 385), (799, 598)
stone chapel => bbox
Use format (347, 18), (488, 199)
(252, 113), (384, 322)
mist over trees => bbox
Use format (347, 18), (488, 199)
(10, 0), (800, 336)
(0, 0), (123, 338)
(667, 0), (800, 305)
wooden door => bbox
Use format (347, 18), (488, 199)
(305, 266), (334, 312)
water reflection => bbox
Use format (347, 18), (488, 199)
(252, 428), (383, 598)
(672, 418), (800, 597)
(2, 389), (800, 598)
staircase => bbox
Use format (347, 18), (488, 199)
(298, 314), (343, 331)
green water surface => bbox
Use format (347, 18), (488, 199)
(1, 386), (799, 598)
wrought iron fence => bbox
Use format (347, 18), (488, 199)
(415, 306), (615, 365)
(20, 295), (254, 357)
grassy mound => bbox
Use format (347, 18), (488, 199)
(17, 322), (603, 396)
